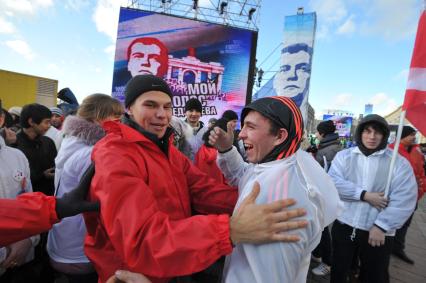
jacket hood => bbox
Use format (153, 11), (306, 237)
(354, 114), (389, 156)
(62, 115), (105, 146)
(320, 132), (340, 145)
(56, 116), (105, 170)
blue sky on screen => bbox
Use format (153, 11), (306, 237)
(0, 0), (421, 118)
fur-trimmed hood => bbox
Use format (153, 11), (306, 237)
(62, 115), (105, 145)
(55, 116), (105, 172)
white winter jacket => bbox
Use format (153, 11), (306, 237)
(218, 147), (342, 283)
(0, 136), (39, 268)
(47, 116), (104, 263)
(328, 147), (417, 235)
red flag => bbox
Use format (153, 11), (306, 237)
(403, 10), (426, 136)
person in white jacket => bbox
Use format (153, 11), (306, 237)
(328, 114), (417, 283)
(209, 96), (342, 283)
(0, 129), (39, 280)
(47, 94), (123, 283)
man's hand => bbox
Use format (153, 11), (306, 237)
(364, 192), (388, 210)
(55, 163), (99, 219)
(0, 239), (32, 269)
(230, 182), (307, 244)
(209, 122), (234, 152)
(106, 270), (152, 283)
(43, 167), (55, 179)
(368, 226), (386, 247)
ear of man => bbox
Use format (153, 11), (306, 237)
(274, 128), (288, 146)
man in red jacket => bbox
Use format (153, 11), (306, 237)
(84, 75), (308, 283)
(389, 126), (426, 264)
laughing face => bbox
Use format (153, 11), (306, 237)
(239, 110), (285, 163)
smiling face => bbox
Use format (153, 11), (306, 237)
(239, 110), (287, 163)
(30, 118), (51, 136)
(128, 91), (172, 138)
(185, 109), (201, 127)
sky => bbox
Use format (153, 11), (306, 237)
(0, 0), (422, 118)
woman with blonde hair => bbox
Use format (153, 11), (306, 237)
(47, 94), (123, 283)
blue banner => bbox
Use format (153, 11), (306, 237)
(253, 12), (316, 122)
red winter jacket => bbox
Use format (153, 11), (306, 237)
(0, 192), (58, 246)
(389, 143), (426, 200)
(84, 121), (237, 283)
(194, 145), (236, 189)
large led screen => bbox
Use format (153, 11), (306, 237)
(112, 7), (257, 124)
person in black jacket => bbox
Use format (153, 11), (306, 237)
(16, 104), (57, 196)
(311, 120), (342, 276)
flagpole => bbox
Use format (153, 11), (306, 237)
(384, 110), (406, 197)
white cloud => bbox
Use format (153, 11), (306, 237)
(309, 0), (348, 39)
(92, 0), (126, 42)
(337, 15), (356, 34)
(0, 16), (16, 34)
(309, 0), (347, 24)
(0, 0), (53, 16)
(5, 39), (35, 60)
(359, 0), (420, 40)
(332, 93), (353, 108)
(65, 0), (91, 11)
(369, 92), (399, 115)
(310, 0), (420, 41)
(369, 92), (388, 105)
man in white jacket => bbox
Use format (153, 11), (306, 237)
(328, 114), (417, 283)
(0, 108), (39, 280)
(209, 96), (342, 283)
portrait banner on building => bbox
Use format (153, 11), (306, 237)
(112, 7), (257, 124)
(253, 12), (316, 123)
(323, 114), (353, 137)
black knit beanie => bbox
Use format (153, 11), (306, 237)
(125, 75), (173, 108)
(317, 120), (336, 135)
(185, 98), (202, 113)
(400, 126), (416, 139)
(222, 110), (238, 122)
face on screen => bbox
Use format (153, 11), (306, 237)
(127, 42), (165, 77)
(273, 44), (312, 100)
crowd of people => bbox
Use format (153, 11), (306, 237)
(0, 73), (425, 283)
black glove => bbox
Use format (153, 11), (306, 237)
(55, 163), (99, 219)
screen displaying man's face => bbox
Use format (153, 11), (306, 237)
(127, 42), (164, 77)
(274, 50), (311, 98)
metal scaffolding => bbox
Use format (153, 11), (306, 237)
(126, 0), (262, 31)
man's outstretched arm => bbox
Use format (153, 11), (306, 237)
(0, 163), (97, 246)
